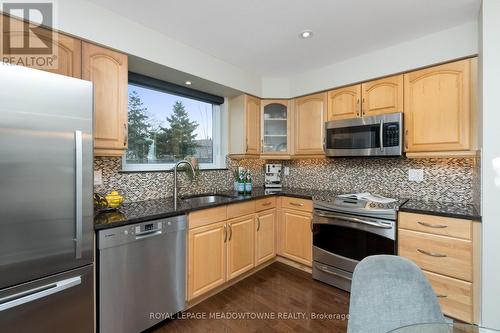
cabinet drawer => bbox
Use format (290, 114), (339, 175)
(227, 201), (255, 219)
(255, 197), (276, 212)
(398, 229), (472, 281)
(399, 212), (472, 240)
(188, 206), (227, 229)
(281, 197), (312, 212)
(424, 270), (474, 323)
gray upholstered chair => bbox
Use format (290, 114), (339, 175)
(347, 255), (445, 333)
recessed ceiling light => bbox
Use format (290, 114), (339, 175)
(299, 30), (313, 39)
(185, 81), (192, 85)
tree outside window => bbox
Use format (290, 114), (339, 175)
(125, 84), (214, 166)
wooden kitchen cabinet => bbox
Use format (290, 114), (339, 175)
(361, 75), (404, 117)
(327, 84), (361, 121)
(398, 212), (480, 323)
(255, 209), (276, 265)
(279, 208), (312, 267)
(82, 42), (128, 156)
(261, 99), (291, 158)
(188, 222), (227, 300)
(0, 14), (81, 78)
(293, 92), (327, 156)
(227, 214), (255, 280)
(229, 94), (261, 157)
(404, 59), (472, 154)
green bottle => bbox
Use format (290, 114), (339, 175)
(237, 170), (245, 194)
(245, 172), (252, 193)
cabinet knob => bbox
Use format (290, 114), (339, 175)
(417, 248), (447, 258)
(404, 129), (409, 150)
(123, 124), (128, 146)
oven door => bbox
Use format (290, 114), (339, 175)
(324, 113), (402, 157)
(312, 209), (396, 273)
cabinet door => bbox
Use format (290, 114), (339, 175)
(327, 84), (361, 120)
(261, 100), (289, 155)
(404, 59), (471, 152)
(255, 209), (276, 265)
(361, 75), (403, 117)
(0, 15), (81, 78)
(188, 222), (226, 300)
(227, 215), (255, 280)
(245, 95), (261, 154)
(82, 42), (128, 156)
(293, 92), (327, 155)
(280, 209), (312, 266)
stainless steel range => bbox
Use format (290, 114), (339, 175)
(312, 194), (406, 291)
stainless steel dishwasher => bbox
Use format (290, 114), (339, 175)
(98, 215), (186, 333)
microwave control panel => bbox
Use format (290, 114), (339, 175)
(383, 123), (400, 147)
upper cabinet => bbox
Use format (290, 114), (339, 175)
(1, 14), (81, 78)
(293, 92), (327, 156)
(327, 76), (404, 121)
(229, 94), (261, 157)
(82, 42), (128, 156)
(404, 59), (473, 154)
(361, 75), (404, 117)
(327, 84), (361, 121)
(261, 100), (290, 157)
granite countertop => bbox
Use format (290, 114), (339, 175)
(399, 199), (481, 221)
(94, 187), (339, 230)
(94, 187), (481, 230)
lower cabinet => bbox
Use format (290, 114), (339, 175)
(187, 222), (226, 300)
(227, 215), (255, 280)
(187, 197), (311, 302)
(398, 212), (480, 323)
(255, 209), (276, 265)
(278, 208), (312, 266)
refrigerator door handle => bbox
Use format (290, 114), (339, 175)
(74, 130), (83, 259)
(0, 276), (81, 312)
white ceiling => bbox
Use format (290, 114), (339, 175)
(87, 0), (480, 77)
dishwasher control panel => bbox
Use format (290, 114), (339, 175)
(97, 215), (187, 250)
(135, 222), (161, 235)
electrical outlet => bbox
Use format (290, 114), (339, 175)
(408, 169), (424, 182)
(94, 170), (103, 186)
(284, 166), (290, 176)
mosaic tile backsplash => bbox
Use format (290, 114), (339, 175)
(278, 157), (475, 204)
(94, 156), (475, 204)
(94, 157), (265, 203)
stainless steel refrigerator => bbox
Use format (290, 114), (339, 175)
(0, 64), (94, 332)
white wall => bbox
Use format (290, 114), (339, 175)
(288, 21), (478, 97)
(261, 77), (291, 99)
(55, 0), (262, 97)
(479, 0), (500, 329)
(53, 1), (480, 99)
(54, 1), (478, 99)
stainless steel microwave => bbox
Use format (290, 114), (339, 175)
(324, 112), (403, 157)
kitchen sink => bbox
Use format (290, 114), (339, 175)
(180, 193), (236, 206)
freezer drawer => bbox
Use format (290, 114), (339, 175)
(0, 264), (94, 333)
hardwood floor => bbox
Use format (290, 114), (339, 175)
(152, 262), (350, 333)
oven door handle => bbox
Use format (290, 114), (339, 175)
(314, 211), (393, 229)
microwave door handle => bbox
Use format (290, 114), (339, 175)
(314, 211), (392, 229)
(379, 121), (384, 151)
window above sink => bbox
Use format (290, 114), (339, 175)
(122, 73), (227, 171)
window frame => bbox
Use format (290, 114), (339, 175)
(121, 76), (227, 172)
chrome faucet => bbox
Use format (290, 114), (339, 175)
(173, 159), (196, 209)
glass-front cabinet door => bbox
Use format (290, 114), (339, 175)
(261, 100), (290, 156)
